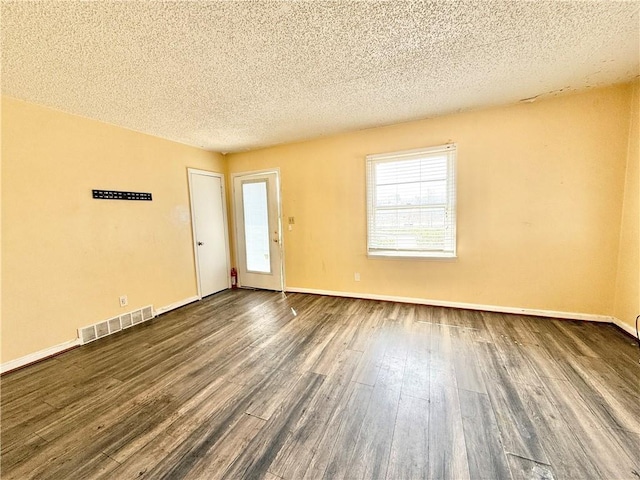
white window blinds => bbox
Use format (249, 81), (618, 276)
(366, 144), (457, 258)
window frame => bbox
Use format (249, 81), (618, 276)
(366, 143), (457, 259)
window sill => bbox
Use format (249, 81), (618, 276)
(367, 251), (457, 260)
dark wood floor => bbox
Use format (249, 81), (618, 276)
(2, 290), (639, 479)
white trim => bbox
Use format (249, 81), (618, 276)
(155, 295), (200, 316)
(2, 295), (199, 374)
(285, 287), (615, 323)
(1, 338), (81, 374)
(187, 168), (232, 299)
(612, 317), (638, 337)
(368, 251), (457, 260)
(2, 294), (629, 376)
(366, 143), (457, 162)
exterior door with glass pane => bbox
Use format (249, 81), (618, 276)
(233, 171), (283, 291)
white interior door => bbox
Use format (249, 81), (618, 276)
(233, 171), (283, 291)
(189, 169), (230, 297)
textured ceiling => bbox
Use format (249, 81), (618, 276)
(2, 1), (639, 153)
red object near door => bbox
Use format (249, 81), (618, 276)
(230, 267), (238, 289)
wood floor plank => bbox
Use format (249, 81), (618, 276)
(263, 473), (284, 480)
(520, 344), (567, 381)
(0, 400), (58, 449)
(105, 377), (243, 465)
(609, 428), (640, 476)
(244, 369), (302, 420)
(484, 315), (544, 387)
(103, 382), (247, 477)
(386, 393), (429, 480)
(5, 392), (177, 479)
(346, 303), (384, 353)
(0, 363), (87, 411)
(182, 413), (266, 480)
(352, 317), (399, 386)
(267, 349), (361, 479)
(459, 389), (512, 480)
(33, 343), (237, 447)
(220, 372), (325, 480)
(562, 423), (639, 479)
(328, 353), (405, 479)
(538, 370), (640, 475)
(554, 354), (640, 434)
(507, 454), (556, 480)
(430, 323), (459, 390)
(550, 321), (605, 359)
(476, 343), (549, 465)
(430, 322), (456, 374)
(400, 320), (431, 399)
(2, 289), (639, 479)
(312, 382), (373, 479)
(497, 343), (545, 387)
(0, 433), (49, 473)
(443, 307), (484, 329)
(452, 326), (486, 393)
(515, 382), (602, 479)
(38, 451), (121, 480)
(310, 314), (361, 375)
(428, 382), (470, 480)
(509, 315), (546, 347)
(276, 314), (344, 374)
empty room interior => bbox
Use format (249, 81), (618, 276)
(1, 2), (639, 479)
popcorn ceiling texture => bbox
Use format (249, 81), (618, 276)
(2, 1), (638, 152)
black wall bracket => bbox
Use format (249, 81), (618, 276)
(92, 190), (152, 201)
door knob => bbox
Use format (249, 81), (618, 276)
(197, 241), (204, 246)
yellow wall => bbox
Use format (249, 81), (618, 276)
(1, 97), (225, 363)
(2, 83), (636, 365)
(614, 81), (640, 331)
(227, 85), (633, 317)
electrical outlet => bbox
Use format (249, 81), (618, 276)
(354, 272), (361, 281)
(119, 295), (128, 307)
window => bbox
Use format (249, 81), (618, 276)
(366, 143), (456, 258)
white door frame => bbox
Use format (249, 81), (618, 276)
(231, 168), (285, 291)
(188, 168), (231, 299)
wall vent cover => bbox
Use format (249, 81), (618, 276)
(108, 317), (121, 333)
(142, 306), (153, 321)
(77, 305), (154, 345)
(120, 313), (132, 328)
(95, 321), (109, 338)
(131, 310), (143, 324)
(80, 326), (97, 344)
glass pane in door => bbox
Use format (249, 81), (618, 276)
(242, 181), (271, 273)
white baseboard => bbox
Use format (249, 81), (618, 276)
(612, 317), (638, 337)
(285, 287), (615, 323)
(155, 295), (199, 316)
(3, 292), (629, 376)
(2, 295), (200, 374)
(1, 338), (81, 374)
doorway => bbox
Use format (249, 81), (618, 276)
(188, 168), (231, 298)
(232, 170), (284, 291)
